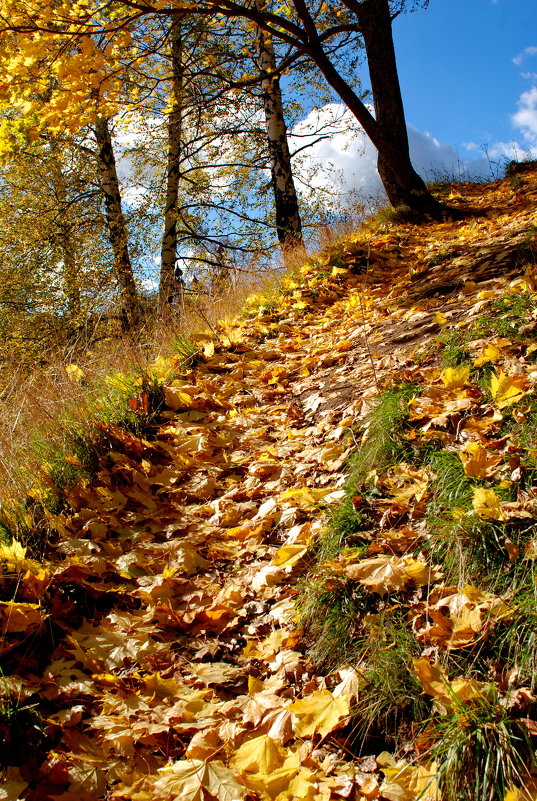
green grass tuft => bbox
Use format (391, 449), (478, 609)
(429, 685), (535, 801)
(349, 610), (429, 749)
(346, 384), (418, 488)
(299, 576), (371, 671)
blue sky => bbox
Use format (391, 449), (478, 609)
(393, 0), (537, 157)
(292, 0), (537, 202)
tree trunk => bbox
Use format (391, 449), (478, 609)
(355, 0), (442, 214)
(94, 117), (143, 330)
(254, 0), (308, 265)
(51, 156), (82, 329)
(159, 18), (185, 314)
(289, 0), (445, 218)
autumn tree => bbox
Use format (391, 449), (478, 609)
(252, 0), (307, 264)
(0, 0), (362, 301)
(204, 0), (442, 216)
(159, 15), (185, 311)
(0, 0), (443, 345)
(94, 116), (144, 329)
(106, 0), (441, 216)
(0, 136), (116, 362)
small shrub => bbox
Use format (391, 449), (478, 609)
(427, 250), (455, 268)
(372, 204), (413, 227)
(0, 673), (49, 767)
(429, 685), (535, 801)
(436, 329), (472, 369)
(299, 577), (371, 671)
(476, 292), (537, 340)
(350, 611), (429, 749)
(425, 451), (521, 589)
(488, 578), (537, 689)
(347, 384), (418, 489)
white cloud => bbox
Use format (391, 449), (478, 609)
(513, 46), (537, 66)
(289, 104), (379, 198)
(408, 126), (474, 180)
(509, 45), (537, 153)
(140, 276), (158, 292)
(290, 105), (501, 205)
(512, 85), (537, 148)
(291, 52), (537, 208)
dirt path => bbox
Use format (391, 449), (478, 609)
(2, 168), (537, 801)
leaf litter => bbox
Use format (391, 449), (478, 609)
(3, 169), (537, 799)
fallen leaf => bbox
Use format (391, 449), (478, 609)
(472, 487), (508, 521)
(289, 690), (349, 737)
(233, 735), (286, 774)
(490, 370), (527, 409)
(459, 441), (501, 479)
(440, 365), (470, 389)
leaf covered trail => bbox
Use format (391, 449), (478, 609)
(3, 168), (537, 801)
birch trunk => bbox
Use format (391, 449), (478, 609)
(159, 18), (184, 314)
(94, 117), (143, 330)
(254, 0), (307, 265)
(51, 158), (81, 328)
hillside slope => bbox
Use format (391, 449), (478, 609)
(2, 165), (537, 801)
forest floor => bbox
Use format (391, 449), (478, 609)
(2, 164), (537, 801)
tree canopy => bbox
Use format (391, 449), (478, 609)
(0, 0), (444, 347)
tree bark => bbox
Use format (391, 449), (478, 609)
(287, 0), (446, 218)
(94, 117), (143, 330)
(355, 0), (442, 214)
(51, 155), (82, 329)
(254, 0), (308, 265)
(159, 17), (185, 314)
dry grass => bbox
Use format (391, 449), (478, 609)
(182, 268), (281, 332)
(308, 195), (386, 252)
(0, 266), (283, 548)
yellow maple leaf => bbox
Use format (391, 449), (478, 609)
(440, 365), (470, 389)
(331, 266), (348, 276)
(413, 658), (486, 712)
(202, 341), (215, 359)
(243, 630), (287, 660)
(504, 781), (537, 801)
(419, 586), (509, 650)
(141, 673), (183, 700)
(188, 662), (243, 686)
(233, 735), (286, 774)
(163, 386), (195, 410)
(379, 756), (439, 801)
(473, 342), (502, 366)
(472, 487), (508, 521)
(65, 363), (84, 382)
(0, 600), (45, 633)
(412, 658), (450, 702)
(0, 539), (27, 565)
(403, 556), (442, 586)
(459, 441), (501, 479)
(490, 370), (527, 409)
(241, 749), (301, 799)
(345, 555), (408, 595)
(285, 766), (319, 801)
(186, 729), (222, 760)
(289, 690), (349, 737)
(334, 339), (353, 352)
(271, 544), (308, 567)
(153, 759), (245, 801)
(278, 487), (333, 508)
(378, 751), (438, 800)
